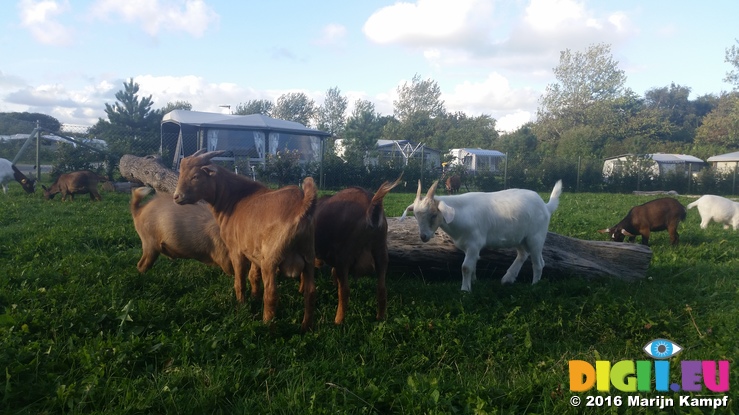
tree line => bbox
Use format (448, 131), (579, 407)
(2, 41), (738, 191)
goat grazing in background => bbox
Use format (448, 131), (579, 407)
(173, 149), (317, 332)
(314, 176), (402, 324)
(598, 197), (686, 245)
(0, 158), (36, 194)
(43, 170), (107, 201)
(445, 175), (461, 194)
(130, 186), (233, 275)
(687, 195), (739, 231)
(401, 180), (563, 291)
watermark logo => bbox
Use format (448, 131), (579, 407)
(569, 339), (729, 393)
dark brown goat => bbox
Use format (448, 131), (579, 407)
(314, 176), (402, 324)
(173, 149), (317, 332)
(598, 197), (687, 246)
(43, 170), (107, 201)
(130, 187), (233, 275)
(445, 175), (461, 194)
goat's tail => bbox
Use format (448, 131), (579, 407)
(298, 177), (318, 220)
(367, 174), (403, 228)
(686, 200), (699, 210)
(546, 180), (563, 215)
(130, 186), (154, 217)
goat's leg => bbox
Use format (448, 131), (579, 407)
(260, 266), (278, 324)
(460, 247), (480, 291)
(334, 266), (350, 325)
(501, 247), (529, 284)
(668, 223), (679, 245)
(640, 230), (650, 246)
(300, 261), (316, 332)
(136, 248), (159, 273)
(230, 255), (249, 303)
(247, 263), (261, 300)
(373, 245), (388, 321)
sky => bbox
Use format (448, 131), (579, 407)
(1, 0), (738, 133)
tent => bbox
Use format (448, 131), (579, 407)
(161, 110), (331, 170)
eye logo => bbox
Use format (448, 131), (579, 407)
(643, 339), (683, 359)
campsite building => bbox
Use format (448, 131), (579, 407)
(333, 139), (441, 167)
(447, 148), (506, 173)
(706, 151), (739, 173)
(161, 110), (331, 170)
(602, 153), (705, 178)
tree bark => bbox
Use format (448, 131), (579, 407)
(118, 154), (179, 194)
(117, 154), (653, 281)
(386, 217), (652, 282)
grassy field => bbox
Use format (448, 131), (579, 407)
(0, 185), (737, 414)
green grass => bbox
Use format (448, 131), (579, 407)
(0, 187), (737, 414)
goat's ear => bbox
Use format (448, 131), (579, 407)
(437, 200), (455, 223)
(400, 204), (414, 221)
(621, 229), (635, 237)
(201, 165), (218, 176)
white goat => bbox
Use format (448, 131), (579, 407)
(687, 195), (739, 230)
(401, 180), (563, 291)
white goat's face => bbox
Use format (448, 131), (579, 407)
(413, 197), (445, 242)
(402, 180), (454, 243)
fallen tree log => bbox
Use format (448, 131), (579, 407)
(117, 154), (653, 281)
(118, 154), (179, 194)
(386, 217), (652, 282)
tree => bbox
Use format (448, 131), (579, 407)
(694, 92), (739, 148)
(316, 86), (348, 137)
(725, 39), (739, 90)
(272, 92), (316, 126)
(343, 99), (383, 163)
(235, 99), (273, 116)
(90, 78), (160, 156)
(160, 100), (192, 115)
(537, 43), (627, 140)
(0, 112), (61, 133)
(393, 74), (445, 122)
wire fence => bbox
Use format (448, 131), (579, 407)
(3, 120), (739, 195)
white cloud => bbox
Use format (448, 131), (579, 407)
(444, 72), (539, 131)
(363, 0), (493, 47)
(363, 0), (634, 75)
(17, 0), (74, 46)
(88, 0), (219, 37)
(315, 23), (347, 48)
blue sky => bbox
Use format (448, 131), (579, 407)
(1, 0), (738, 133)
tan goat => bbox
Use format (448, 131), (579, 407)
(130, 186), (233, 275)
(173, 149), (317, 332)
(314, 176), (402, 324)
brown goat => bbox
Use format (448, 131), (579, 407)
(173, 149), (317, 331)
(598, 197), (687, 246)
(314, 176), (402, 324)
(43, 170), (107, 201)
(445, 174), (461, 194)
(130, 187), (233, 275)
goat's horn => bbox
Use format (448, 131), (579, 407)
(426, 180), (439, 199)
(415, 180), (422, 201)
(192, 148), (208, 157)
